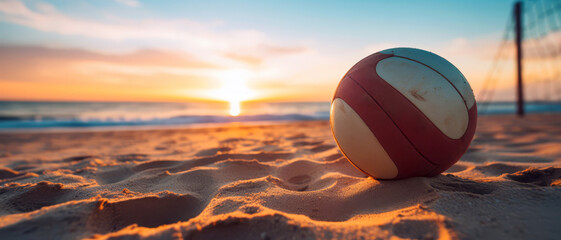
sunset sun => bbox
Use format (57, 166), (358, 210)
(213, 70), (255, 116)
(229, 100), (241, 116)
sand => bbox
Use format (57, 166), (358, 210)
(0, 114), (560, 240)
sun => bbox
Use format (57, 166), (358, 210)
(229, 100), (240, 116)
(212, 70), (255, 116)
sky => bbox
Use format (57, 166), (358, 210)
(0, 0), (536, 103)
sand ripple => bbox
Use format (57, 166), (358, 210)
(0, 116), (561, 239)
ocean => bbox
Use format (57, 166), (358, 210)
(1, 101), (560, 131)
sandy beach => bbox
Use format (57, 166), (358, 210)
(0, 114), (560, 240)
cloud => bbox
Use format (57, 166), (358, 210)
(223, 52), (263, 66)
(0, 45), (224, 85)
(0, 1), (343, 102)
(0, 45), (219, 69)
(0, 44), (224, 102)
(0, 0), (309, 58)
(0, 0), (207, 42)
(260, 44), (309, 55)
(114, 0), (140, 7)
(0, 1), (315, 79)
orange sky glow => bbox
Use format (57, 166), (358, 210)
(1, 0), (559, 107)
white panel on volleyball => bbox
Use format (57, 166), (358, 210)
(380, 48), (475, 109)
(330, 98), (399, 179)
(376, 57), (468, 139)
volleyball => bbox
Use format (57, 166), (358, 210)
(330, 47), (477, 179)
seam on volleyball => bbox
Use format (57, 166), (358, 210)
(364, 75), (475, 171)
(347, 75), (440, 168)
(384, 56), (472, 140)
(370, 65), (463, 142)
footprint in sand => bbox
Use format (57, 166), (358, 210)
(288, 174), (312, 185)
(271, 160), (336, 192)
(92, 192), (202, 231)
(3, 181), (70, 213)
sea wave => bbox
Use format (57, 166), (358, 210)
(0, 113), (330, 129)
(1, 100), (561, 130)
